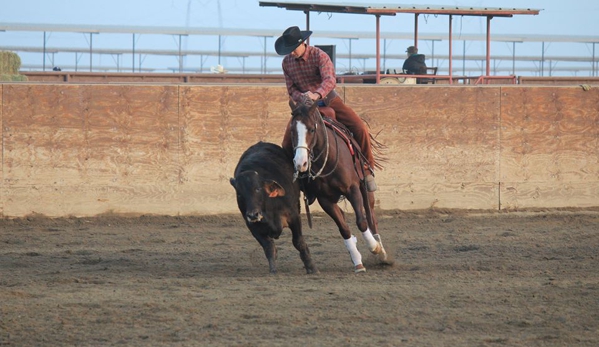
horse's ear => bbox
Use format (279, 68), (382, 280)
(288, 99), (297, 111)
(264, 180), (286, 198)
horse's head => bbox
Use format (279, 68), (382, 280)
(289, 100), (320, 173)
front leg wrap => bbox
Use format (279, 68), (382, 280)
(361, 228), (379, 253)
(344, 235), (364, 272)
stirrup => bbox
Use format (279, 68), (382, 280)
(365, 175), (377, 192)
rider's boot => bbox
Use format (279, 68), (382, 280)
(366, 174), (377, 192)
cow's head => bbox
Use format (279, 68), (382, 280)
(230, 170), (286, 223)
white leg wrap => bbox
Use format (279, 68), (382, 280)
(361, 228), (379, 252)
(344, 235), (362, 267)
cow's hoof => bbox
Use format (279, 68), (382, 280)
(354, 264), (366, 273)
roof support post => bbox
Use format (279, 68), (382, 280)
(263, 36), (267, 74)
(43, 31), (47, 72)
(486, 16), (492, 77)
(348, 38), (354, 72)
(178, 34), (183, 73)
(593, 42), (596, 77)
(218, 35), (222, 65)
(448, 15), (453, 84)
(414, 13), (419, 48)
(512, 41), (516, 75)
(132, 34), (135, 73)
(383, 38), (387, 72)
(305, 10), (310, 45)
(462, 40), (466, 75)
(375, 14), (381, 84)
(511, 41), (519, 75)
(89, 32), (93, 72)
(541, 41), (545, 76)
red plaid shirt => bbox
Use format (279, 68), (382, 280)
(282, 45), (336, 103)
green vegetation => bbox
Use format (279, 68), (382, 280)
(0, 51), (28, 82)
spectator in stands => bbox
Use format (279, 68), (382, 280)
(402, 46), (428, 84)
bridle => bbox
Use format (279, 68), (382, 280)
(292, 106), (340, 181)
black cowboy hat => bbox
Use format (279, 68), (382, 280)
(275, 26), (313, 55)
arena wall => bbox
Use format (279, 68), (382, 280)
(0, 83), (597, 217)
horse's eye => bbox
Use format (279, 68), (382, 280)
(309, 128), (316, 134)
(255, 187), (261, 193)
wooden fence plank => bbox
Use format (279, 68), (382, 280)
(499, 86), (599, 208)
(346, 86), (501, 210)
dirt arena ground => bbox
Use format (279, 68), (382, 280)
(1, 208), (598, 346)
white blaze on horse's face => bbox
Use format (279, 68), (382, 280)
(293, 120), (310, 173)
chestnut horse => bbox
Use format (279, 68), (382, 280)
(289, 101), (392, 272)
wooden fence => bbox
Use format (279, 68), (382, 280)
(0, 83), (597, 217)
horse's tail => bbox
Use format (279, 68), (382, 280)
(365, 121), (387, 171)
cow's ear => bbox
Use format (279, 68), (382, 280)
(229, 177), (236, 188)
(264, 180), (286, 198)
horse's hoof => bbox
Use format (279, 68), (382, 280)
(354, 264), (367, 273)
(379, 250), (392, 263)
(373, 246), (393, 265)
(371, 243), (382, 255)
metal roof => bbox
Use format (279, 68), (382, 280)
(258, 1), (541, 17)
(259, 1), (543, 83)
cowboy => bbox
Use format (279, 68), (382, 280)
(275, 26), (377, 192)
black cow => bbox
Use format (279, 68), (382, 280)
(230, 142), (317, 274)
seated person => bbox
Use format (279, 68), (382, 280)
(402, 46), (428, 84)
